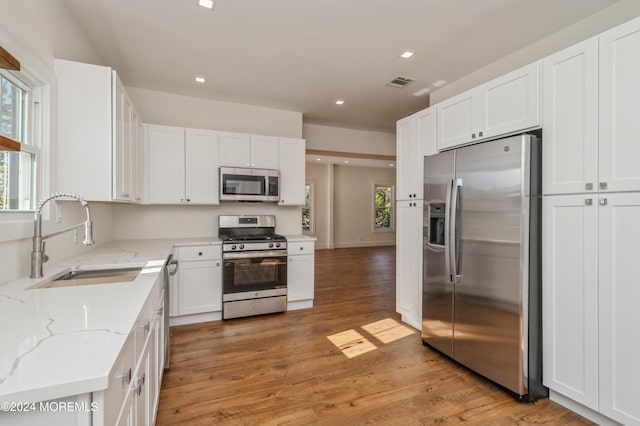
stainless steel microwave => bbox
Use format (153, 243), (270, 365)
(219, 167), (279, 202)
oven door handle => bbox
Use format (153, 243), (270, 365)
(223, 251), (288, 260)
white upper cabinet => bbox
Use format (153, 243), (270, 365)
(146, 125), (186, 204)
(478, 61), (540, 140)
(55, 59), (142, 202)
(146, 124), (220, 205)
(436, 61), (541, 151)
(278, 137), (306, 206)
(396, 107), (435, 201)
(436, 89), (479, 151)
(219, 132), (279, 169)
(542, 37), (599, 195)
(185, 128), (219, 204)
(599, 18), (640, 193)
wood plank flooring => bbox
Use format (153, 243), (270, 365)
(156, 246), (592, 425)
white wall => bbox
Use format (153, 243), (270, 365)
(431, 0), (640, 104)
(127, 87), (303, 138)
(303, 123), (395, 156)
(0, 0), (116, 284)
(333, 165), (396, 248)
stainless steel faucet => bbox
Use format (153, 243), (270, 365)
(30, 193), (95, 278)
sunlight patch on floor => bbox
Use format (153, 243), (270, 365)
(327, 318), (416, 358)
(362, 318), (415, 344)
(326, 329), (378, 358)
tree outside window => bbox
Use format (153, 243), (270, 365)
(302, 182), (313, 233)
(374, 184), (393, 230)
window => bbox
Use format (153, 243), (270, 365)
(0, 69), (40, 211)
(374, 183), (393, 230)
(302, 182), (314, 234)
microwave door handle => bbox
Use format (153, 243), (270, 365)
(444, 179), (453, 284)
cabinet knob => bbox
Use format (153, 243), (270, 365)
(479, 131), (484, 137)
(599, 182), (608, 190)
(585, 183), (593, 190)
(198, 252), (203, 256)
(157, 307), (164, 315)
(471, 133), (476, 139)
(600, 198), (608, 206)
(585, 198), (593, 206)
(119, 368), (132, 385)
(300, 247), (304, 251)
(186, 198), (191, 202)
(143, 321), (151, 332)
(216, 262), (220, 267)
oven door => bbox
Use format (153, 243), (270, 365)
(223, 251), (287, 300)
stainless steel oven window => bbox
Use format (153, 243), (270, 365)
(223, 256), (287, 293)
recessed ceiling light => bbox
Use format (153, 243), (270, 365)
(198, 0), (215, 9)
(335, 99), (345, 105)
(195, 76), (205, 84)
(316, 158), (321, 161)
(344, 160), (350, 164)
(389, 163), (395, 167)
(432, 79), (447, 87)
(400, 51), (414, 59)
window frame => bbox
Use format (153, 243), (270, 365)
(0, 40), (52, 243)
(372, 182), (395, 233)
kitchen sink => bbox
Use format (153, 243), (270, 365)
(30, 266), (144, 289)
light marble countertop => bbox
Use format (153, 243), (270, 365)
(0, 238), (220, 403)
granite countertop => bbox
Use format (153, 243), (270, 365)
(0, 238), (220, 403)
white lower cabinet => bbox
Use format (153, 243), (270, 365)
(286, 240), (315, 310)
(170, 245), (223, 323)
(543, 193), (640, 425)
(395, 200), (423, 330)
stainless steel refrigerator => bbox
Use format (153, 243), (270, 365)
(422, 133), (546, 400)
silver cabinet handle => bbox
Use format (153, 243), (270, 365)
(600, 198), (608, 206)
(600, 182), (608, 190)
(585, 198), (593, 206)
(479, 131), (484, 137)
(585, 183), (593, 190)
(157, 307), (164, 315)
(144, 321), (151, 332)
(119, 368), (132, 385)
(471, 133), (476, 139)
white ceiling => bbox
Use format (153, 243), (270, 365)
(60, 0), (620, 132)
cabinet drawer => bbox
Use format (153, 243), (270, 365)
(288, 241), (314, 255)
(176, 245), (221, 261)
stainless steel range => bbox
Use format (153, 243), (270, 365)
(219, 215), (287, 319)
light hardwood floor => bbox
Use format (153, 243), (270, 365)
(157, 246), (592, 425)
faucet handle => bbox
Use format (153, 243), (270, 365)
(42, 241), (49, 263)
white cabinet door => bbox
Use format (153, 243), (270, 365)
(147, 125), (185, 204)
(55, 59), (113, 201)
(598, 192), (640, 425)
(219, 132), (252, 167)
(278, 137), (306, 206)
(542, 195), (599, 410)
(417, 106), (437, 158)
(185, 128), (219, 204)
(436, 89), (478, 151)
(287, 254), (314, 302)
(599, 18), (640, 193)
(395, 200), (423, 330)
(479, 61), (540, 141)
(178, 260), (222, 315)
(396, 114), (420, 201)
(251, 135), (280, 169)
(542, 37), (599, 195)
(131, 110), (143, 203)
(113, 73), (132, 202)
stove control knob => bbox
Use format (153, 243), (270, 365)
(231, 245), (237, 250)
(239, 244), (245, 250)
(269, 243), (274, 248)
(275, 242), (281, 248)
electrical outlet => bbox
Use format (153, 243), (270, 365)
(73, 229), (78, 244)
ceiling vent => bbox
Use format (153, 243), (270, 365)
(386, 76), (415, 88)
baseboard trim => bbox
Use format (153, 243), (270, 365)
(548, 390), (618, 426)
(332, 241), (396, 249)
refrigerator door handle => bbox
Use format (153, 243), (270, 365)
(450, 178), (463, 284)
(444, 179), (453, 283)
